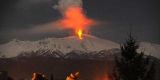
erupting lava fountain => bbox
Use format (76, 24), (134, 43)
(59, 7), (96, 40)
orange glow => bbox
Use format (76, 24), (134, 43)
(59, 7), (95, 40)
(94, 74), (110, 80)
(77, 29), (83, 39)
(66, 72), (80, 80)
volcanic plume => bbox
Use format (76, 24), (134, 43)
(54, 0), (95, 40)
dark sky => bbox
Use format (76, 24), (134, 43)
(0, 0), (159, 44)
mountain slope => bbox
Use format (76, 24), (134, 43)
(0, 35), (160, 58)
(0, 35), (119, 58)
(138, 42), (160, 59)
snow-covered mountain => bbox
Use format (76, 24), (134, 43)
(0, 35), (160, 59)
(0, 35), (119, 58)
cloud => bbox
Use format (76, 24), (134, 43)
(0, 22), (64, 37)
(53, 0), (83, 14)
(28, 22), (60, 34)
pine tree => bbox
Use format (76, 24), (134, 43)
(50, 73), (54, 80)
(114, 34), (150, 80)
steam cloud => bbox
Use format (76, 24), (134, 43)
(54, 0), (83, 14)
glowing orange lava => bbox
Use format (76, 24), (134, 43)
(59, 7), (95, 40)
(77, 29), (83, 40)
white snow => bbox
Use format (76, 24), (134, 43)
(138, 42), (160, 59)
(0, 35), (119, 58)
(0, 35), (159, 58)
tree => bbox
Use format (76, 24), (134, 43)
(114, 34), (150, 80)
(50, 73), (54, 80)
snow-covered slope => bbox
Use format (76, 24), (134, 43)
(0, 35), (119, 58)
(0, 35), (160, 58)
(138, 42), (160, 59)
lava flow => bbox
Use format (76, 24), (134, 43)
(59, 7), (95, 40)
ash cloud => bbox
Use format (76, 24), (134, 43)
(53, 0), (83, 13)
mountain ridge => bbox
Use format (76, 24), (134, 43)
(0, 35), (160, 59)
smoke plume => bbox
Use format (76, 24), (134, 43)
(54, 0), (95, 38)
(54, 0), (83, 14)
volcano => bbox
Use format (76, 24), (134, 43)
(0, 35), (160, 80)
(0, 35), (119, 58)
(0, 35), (160, 59)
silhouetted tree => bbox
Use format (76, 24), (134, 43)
(0, 71), (8, 80)
(50, 73), (54, 80)
(7, 76), (14, 80)
(0, 71), (14, 80)
(114, 34), (150, 80)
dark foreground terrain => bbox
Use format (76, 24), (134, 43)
(0, 56), (160, 80)
(0, 57), (115, 80)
